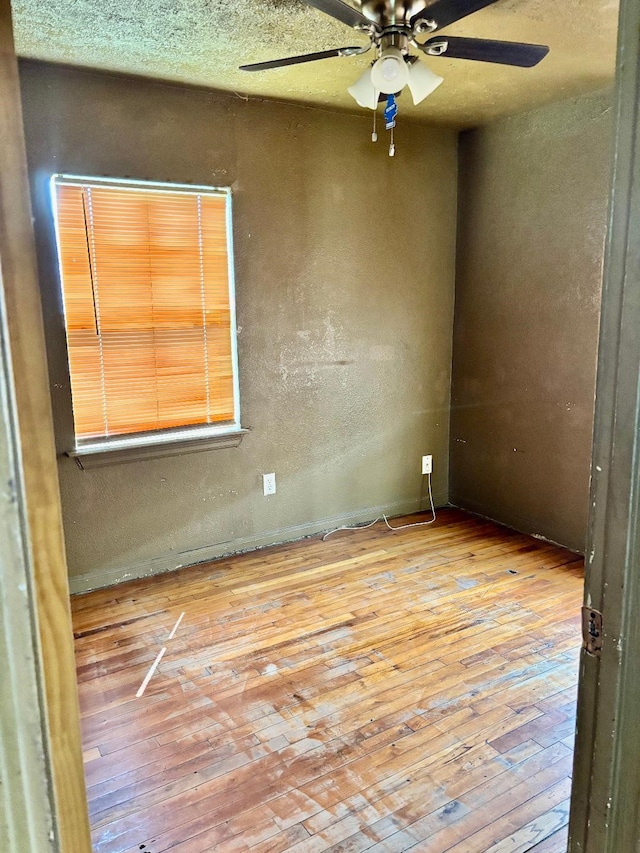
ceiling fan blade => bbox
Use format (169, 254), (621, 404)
(240, 46), (363, 71)
(421, 36), (550, 67)
(302, 0), (375, 31)
(411, 0), (500, 32)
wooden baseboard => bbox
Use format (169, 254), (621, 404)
(449, 497), (585, 555)
(69, 493), (449, 594)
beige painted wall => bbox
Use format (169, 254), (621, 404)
(450, 90), (613, 553)
(19, 61), (458, 590)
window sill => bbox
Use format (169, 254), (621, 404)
(67, 427), (249, 468)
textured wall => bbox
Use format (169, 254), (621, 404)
(450, 90), (613, 553)
(19, 61), (458, 589)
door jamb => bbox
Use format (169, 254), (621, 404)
(0, 3), (92, 850)
(569, 0), (640, 850)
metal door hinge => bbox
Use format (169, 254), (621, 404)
(582, 606), (603, 657)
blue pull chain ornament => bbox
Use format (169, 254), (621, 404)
(384, 94), (397, 157)
(384, 94), (397, 129)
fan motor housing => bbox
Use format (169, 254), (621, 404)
(360, 0), (428, 27)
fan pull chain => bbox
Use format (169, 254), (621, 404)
(389, 125), (395, 157)
(372, 107), (378, 143)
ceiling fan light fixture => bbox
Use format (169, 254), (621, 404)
(347, 67), (378, 110)
(407, 59), (444, 105)
(370, 48), (410, 95)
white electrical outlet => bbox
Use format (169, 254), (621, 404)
(263, 473), (276, 496)
(422, 455), (433, 475)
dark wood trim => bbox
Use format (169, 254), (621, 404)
(569, 0), (640, 850)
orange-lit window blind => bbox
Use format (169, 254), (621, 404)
(53, 178), (237, 443)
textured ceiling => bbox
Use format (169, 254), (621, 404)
(12, 0), (619, 127)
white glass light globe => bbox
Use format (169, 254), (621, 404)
(407, 59), (444, 104)
(371, 48), (410, 95)
(347, 68), (378, 110)
(381, 57), (401, 83)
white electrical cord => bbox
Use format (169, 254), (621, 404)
(322, 472), (436, 541)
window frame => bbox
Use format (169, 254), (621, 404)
(50, 174), (244, 463)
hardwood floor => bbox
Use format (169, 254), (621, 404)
(71, 508), (583, 853)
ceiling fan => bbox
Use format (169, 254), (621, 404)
(239, 0), (550, 112)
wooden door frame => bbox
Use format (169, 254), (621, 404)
(568, 0), (640, 850)
(0, 2), (91, 851)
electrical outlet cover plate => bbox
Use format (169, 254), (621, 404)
(422, 455), (433, 475)
(263, 473), (276, 496)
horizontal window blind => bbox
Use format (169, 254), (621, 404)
(54, 180), (236, 442)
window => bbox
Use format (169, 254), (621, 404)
(52, 176), (241, 457)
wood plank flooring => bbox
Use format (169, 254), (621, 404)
(71, 508), (583, 853)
